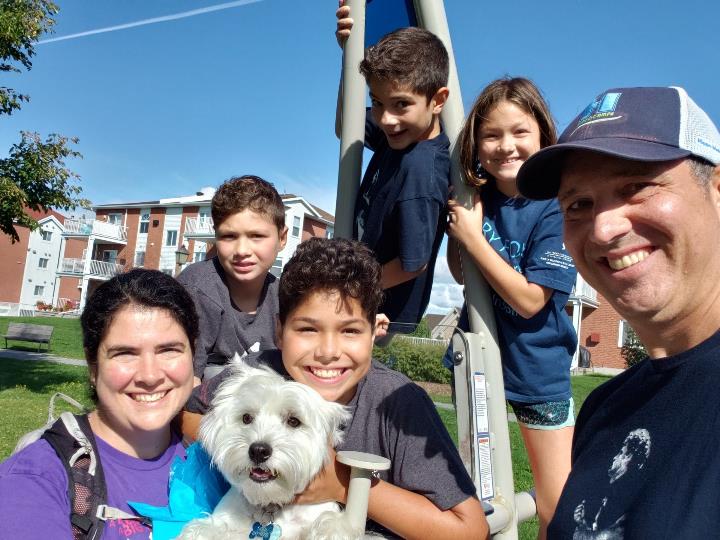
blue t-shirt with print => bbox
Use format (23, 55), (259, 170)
(454, 182), (577, 402)
(354, 111), (449, 330)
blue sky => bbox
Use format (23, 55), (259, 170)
(2, 0), (718, 313)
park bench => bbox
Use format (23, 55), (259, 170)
(3, 322), (54, 352)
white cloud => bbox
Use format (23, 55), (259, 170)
(428, 256), (464, 314)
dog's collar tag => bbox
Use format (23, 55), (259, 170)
(250, 521), (282, 540)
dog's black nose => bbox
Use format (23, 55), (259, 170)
(249, 442), (273, 464)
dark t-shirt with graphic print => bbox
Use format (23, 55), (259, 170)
(549, 329), (720, 539)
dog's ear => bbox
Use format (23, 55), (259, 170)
(228, 354), (268, 382)
(324, 401), (352, 447)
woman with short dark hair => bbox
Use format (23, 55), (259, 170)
(0, 269), (198, 539)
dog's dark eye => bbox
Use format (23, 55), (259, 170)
(242, 413), (253, 425)
(287, 416), (302, 428)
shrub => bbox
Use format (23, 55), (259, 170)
(374, 340), (450, 384)
(621, 326), (649, 368)
(409, 317), (430, 338)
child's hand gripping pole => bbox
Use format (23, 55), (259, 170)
(337, 451), (391, 532)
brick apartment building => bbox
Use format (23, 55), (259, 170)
(0, 209), (67, 313)
(0, 187), (333, 315)
(56, 187), (334, 310)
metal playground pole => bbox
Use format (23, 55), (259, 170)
(334, 1), (536, 536)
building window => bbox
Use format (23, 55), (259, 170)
(38, 258), (49, 268)
(139, 213), (150, 234)
(102, 250), (118, 264)
(292, 216), (301, 237)
(134, 251), (145, 267)
(270, 257), (283, 278)
(194, 251), (207, 263)
(33, 285), (44, 296)
(166, 230), (178, 246)
(161, 268), (174, 276)
(618, 320), (633, 347)
(326, 228), (334, 239)
(107, 213), (122, 225)
(40, 230), (52, 241)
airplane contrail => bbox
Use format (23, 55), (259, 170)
(38, 0), (264, 45)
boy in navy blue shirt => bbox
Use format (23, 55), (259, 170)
(336, 3), (450, 332)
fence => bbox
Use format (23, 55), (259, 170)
(395, 335), (449, 347)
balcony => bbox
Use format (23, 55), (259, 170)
(184, 216), (215, 240)
(58, 258), (124, 280)
(570, 274), (598, 306)
(63, 218), (127, 243)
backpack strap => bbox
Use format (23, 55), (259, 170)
(42, 413), (107, 540)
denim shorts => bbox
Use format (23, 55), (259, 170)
(508, 398), (575, 430)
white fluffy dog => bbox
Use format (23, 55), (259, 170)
(177, 361), (366, 540)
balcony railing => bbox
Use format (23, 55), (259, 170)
(571, 274), (598, 304)
(59, 258), (124, 279)
(184, 216), (215, 239)
(63, 219), (128, 243)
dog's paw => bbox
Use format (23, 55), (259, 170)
(306, 510), (365, 540)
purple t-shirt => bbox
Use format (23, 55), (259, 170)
(0, 432), (185, 539)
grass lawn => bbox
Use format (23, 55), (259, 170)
(0, 316), (85, 359)
(432, 373), (612, 540)
(0, 357), (610, 539)
(0, 358), (92, 458)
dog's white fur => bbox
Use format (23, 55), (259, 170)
(177, 360), (368, 540)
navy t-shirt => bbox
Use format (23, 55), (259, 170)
(549, 330), (720, 539)
(464, 183), (577, 402)
(354, 111), (449, 329)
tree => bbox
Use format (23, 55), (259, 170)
(410, 317), (431, 338)
(620, 325), (649, 368)
(0, 0), (88, 242)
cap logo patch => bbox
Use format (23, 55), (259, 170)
(573, 92), (623, 134)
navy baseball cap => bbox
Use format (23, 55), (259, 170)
(517, 86), (720, 200)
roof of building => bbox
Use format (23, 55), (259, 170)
(23, 208), (67, 224)
(93, 189), (334, 223)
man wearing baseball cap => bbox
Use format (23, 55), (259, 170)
(516, 86), (720, 538)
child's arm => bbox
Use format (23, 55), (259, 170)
(334, 1), (352, 138)
(380, 258), (427, 289)
(446, 237), (464, 285)
(295, 449), (489, 539)
(448, 196), (552, 319)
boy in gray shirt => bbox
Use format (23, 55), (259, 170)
(178, 175), (287, 381)
(183, 238), (488, 538)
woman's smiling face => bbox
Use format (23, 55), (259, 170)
(90, 304), (194, 455)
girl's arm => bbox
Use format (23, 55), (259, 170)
(446, 237), (464, 285)
(295, 449), (489, 539)
(448, 197), (551, 319)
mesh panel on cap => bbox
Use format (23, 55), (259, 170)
(676, 86), (720, 165)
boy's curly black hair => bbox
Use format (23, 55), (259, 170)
(279, 238), (383, 325)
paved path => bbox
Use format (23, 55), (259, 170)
(0, 349), (86, 367)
